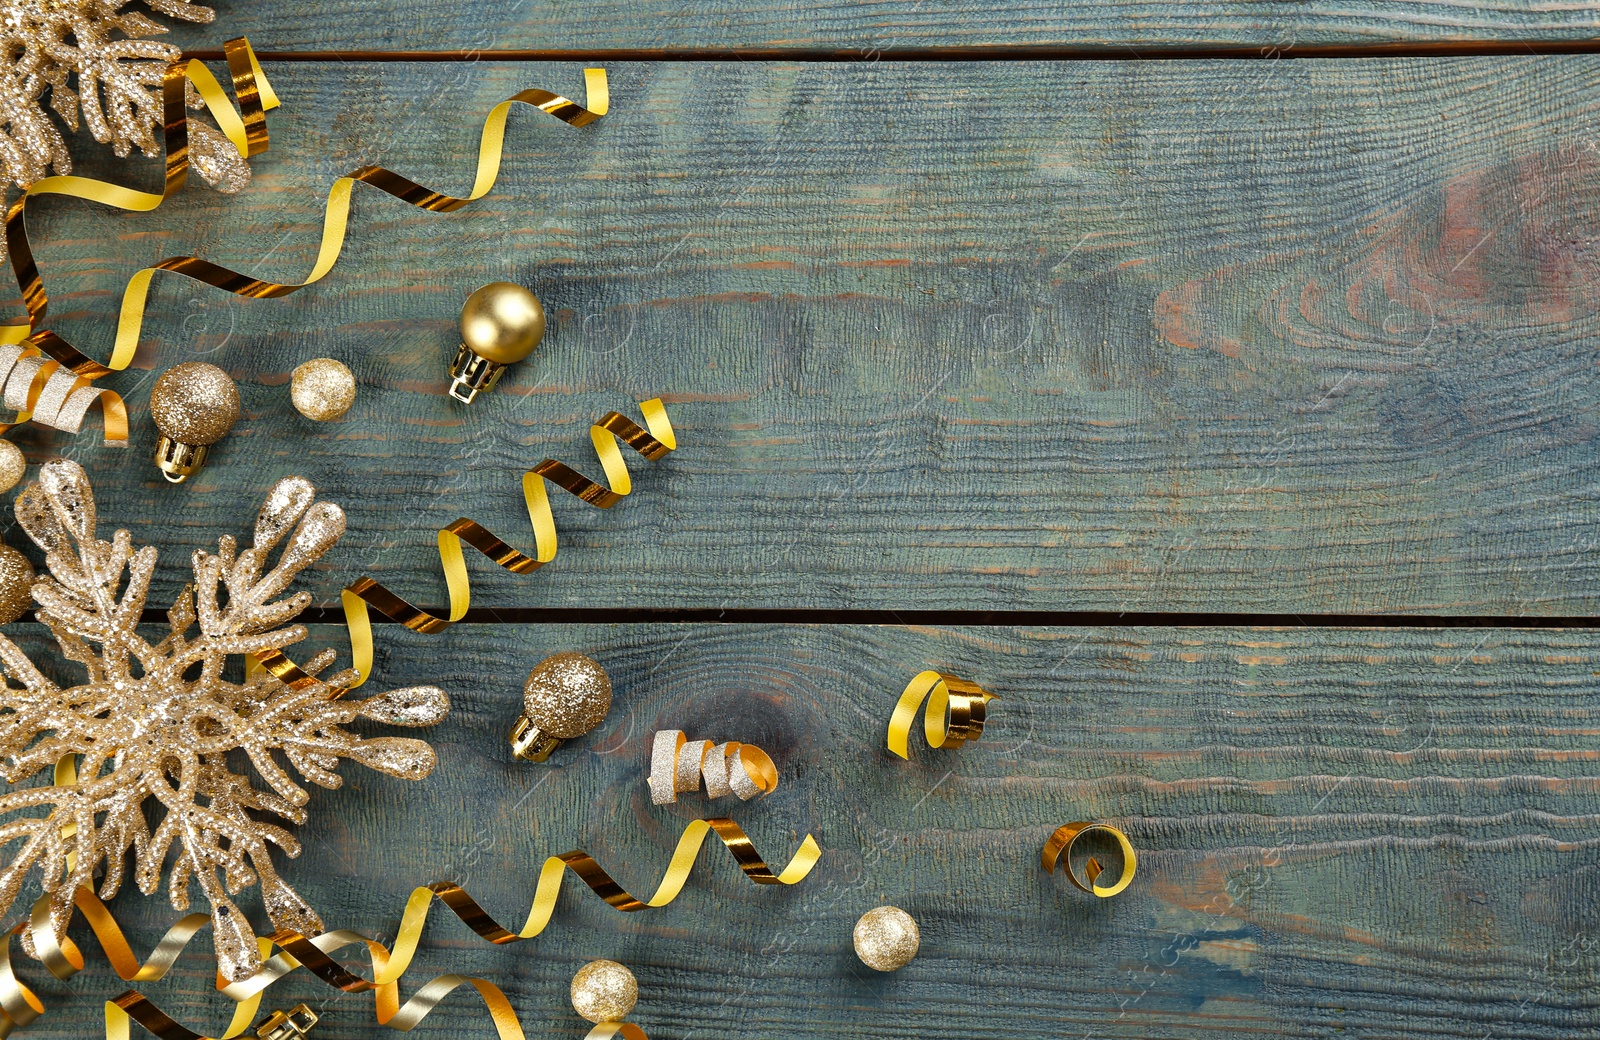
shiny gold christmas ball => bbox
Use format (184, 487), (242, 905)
(523, 652), (612, 739)
(459, 282), (545, 364)
(853, 906), (920, 972)
(0, 439), (25, 493)
(290, 358), (357, 421)
(150, 362), (240, 445)
(570, 959), (637, 1023)
(0, 545), (34, 625)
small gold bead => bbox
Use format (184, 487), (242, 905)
(854, 906), (920, 972)
(0, 440), (25, 493)
(570, 959), (637, 1024)
(290, 359), (357, 421)
(0, 545), (34, 625)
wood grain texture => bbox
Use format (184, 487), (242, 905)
(6, 622), (1598, 1039)
(161, 0), (1600, 53)
(11, 58), (1600, 615)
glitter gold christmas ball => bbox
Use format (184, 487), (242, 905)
(570, 959), (637, 1024)
(0, 545), (34, 625)
(853, 906), (920, 972)
(460, 282), (545, 364)
(523, 652), (612, 739)
(150, 363), (241, 445)
(0, 440), (24, 493)
(290, 358), (357, 421)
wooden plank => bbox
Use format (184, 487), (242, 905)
(6, 622), (1597, 1038)
(158, 3), (1600, 53)
(11, 58), (1600, 615)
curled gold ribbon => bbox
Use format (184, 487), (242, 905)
(0, 892), (270, 1040)
(1041, 822), (1137, 898)
(1, 818), (815, 1039)
(886, 670), (996, 760)
(2, 39), (606, 445)
(337, 399), (675, 688)
(648, 730), (778, 805)
(0, 37), (276, 443)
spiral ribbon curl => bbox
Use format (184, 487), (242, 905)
(314, 399), (675, 690)
(886, 670), (996, 760)
(649, 730), (778, 805)
(1, 37), (607, 445)
(0, 818), (817, 1039)
(1041, 822), (1137, 898)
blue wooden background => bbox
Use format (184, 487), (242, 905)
(3, 3), (1600, 1039)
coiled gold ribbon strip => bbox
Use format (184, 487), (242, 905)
(1, 37), (606, 445)
(885, 670), (996, 760)
(1041, 822), (1137, 898)
(334, 399), (675, 689)
(1, 817), (816, 1039)
(0, 37), (278, 443)
(649, 730), (778, 805)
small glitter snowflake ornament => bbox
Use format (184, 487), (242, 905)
(0, 0), (249, 191)
(0, 459), (450, 982)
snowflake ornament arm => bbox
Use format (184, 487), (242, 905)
(0, 460), (450, 983)
(0, 0), (250, 190)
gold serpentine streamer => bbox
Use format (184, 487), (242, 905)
(886, 670), (996, 760)
(329, 399), (676, 689)
(1, 37), (606, 444)
(0, 818), (817, 1039)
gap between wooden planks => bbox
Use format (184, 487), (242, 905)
(109, 607), (1600, 627)
(188, 40), (1600, 61)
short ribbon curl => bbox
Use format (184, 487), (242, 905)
(0, 818), (817, 1039)
(1041, 822), (1137, 898)
(886, 670), (996, 760)
(332, 399), (676, 689)
(2, 40), (606, 445)
(649, 730), (778, 805)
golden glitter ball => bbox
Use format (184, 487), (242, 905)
(570, 959), (637, 1024)
(523, 652), (612, 739)
(150, 362), (240, 445)
(0, 545), (34, 625)
(459, 282), (545, 364)
(853, 906), (920, 972)
(0, 440), (24, 493)
(290, 358), (357, 421)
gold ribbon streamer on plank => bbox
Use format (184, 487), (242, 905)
(885, 670), (996, 760)
(332, 398), (676, 689)
(1041, 822), (1137, 899)
(649, 730), (778, 805)
(0, 37), (278, 443)
(1, 38), (607, 444)
(0, 818), (816, 1039)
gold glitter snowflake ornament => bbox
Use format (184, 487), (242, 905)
(0, 460), (450, 982)
(0, 0), (249, 190)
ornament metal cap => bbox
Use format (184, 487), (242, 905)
(154, 436), (209, 483)
(451, 282), (545, 404)
(255, 1003), (319, 1040)
(509, 714), (562, 762)
(511, 651), (612, 762)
